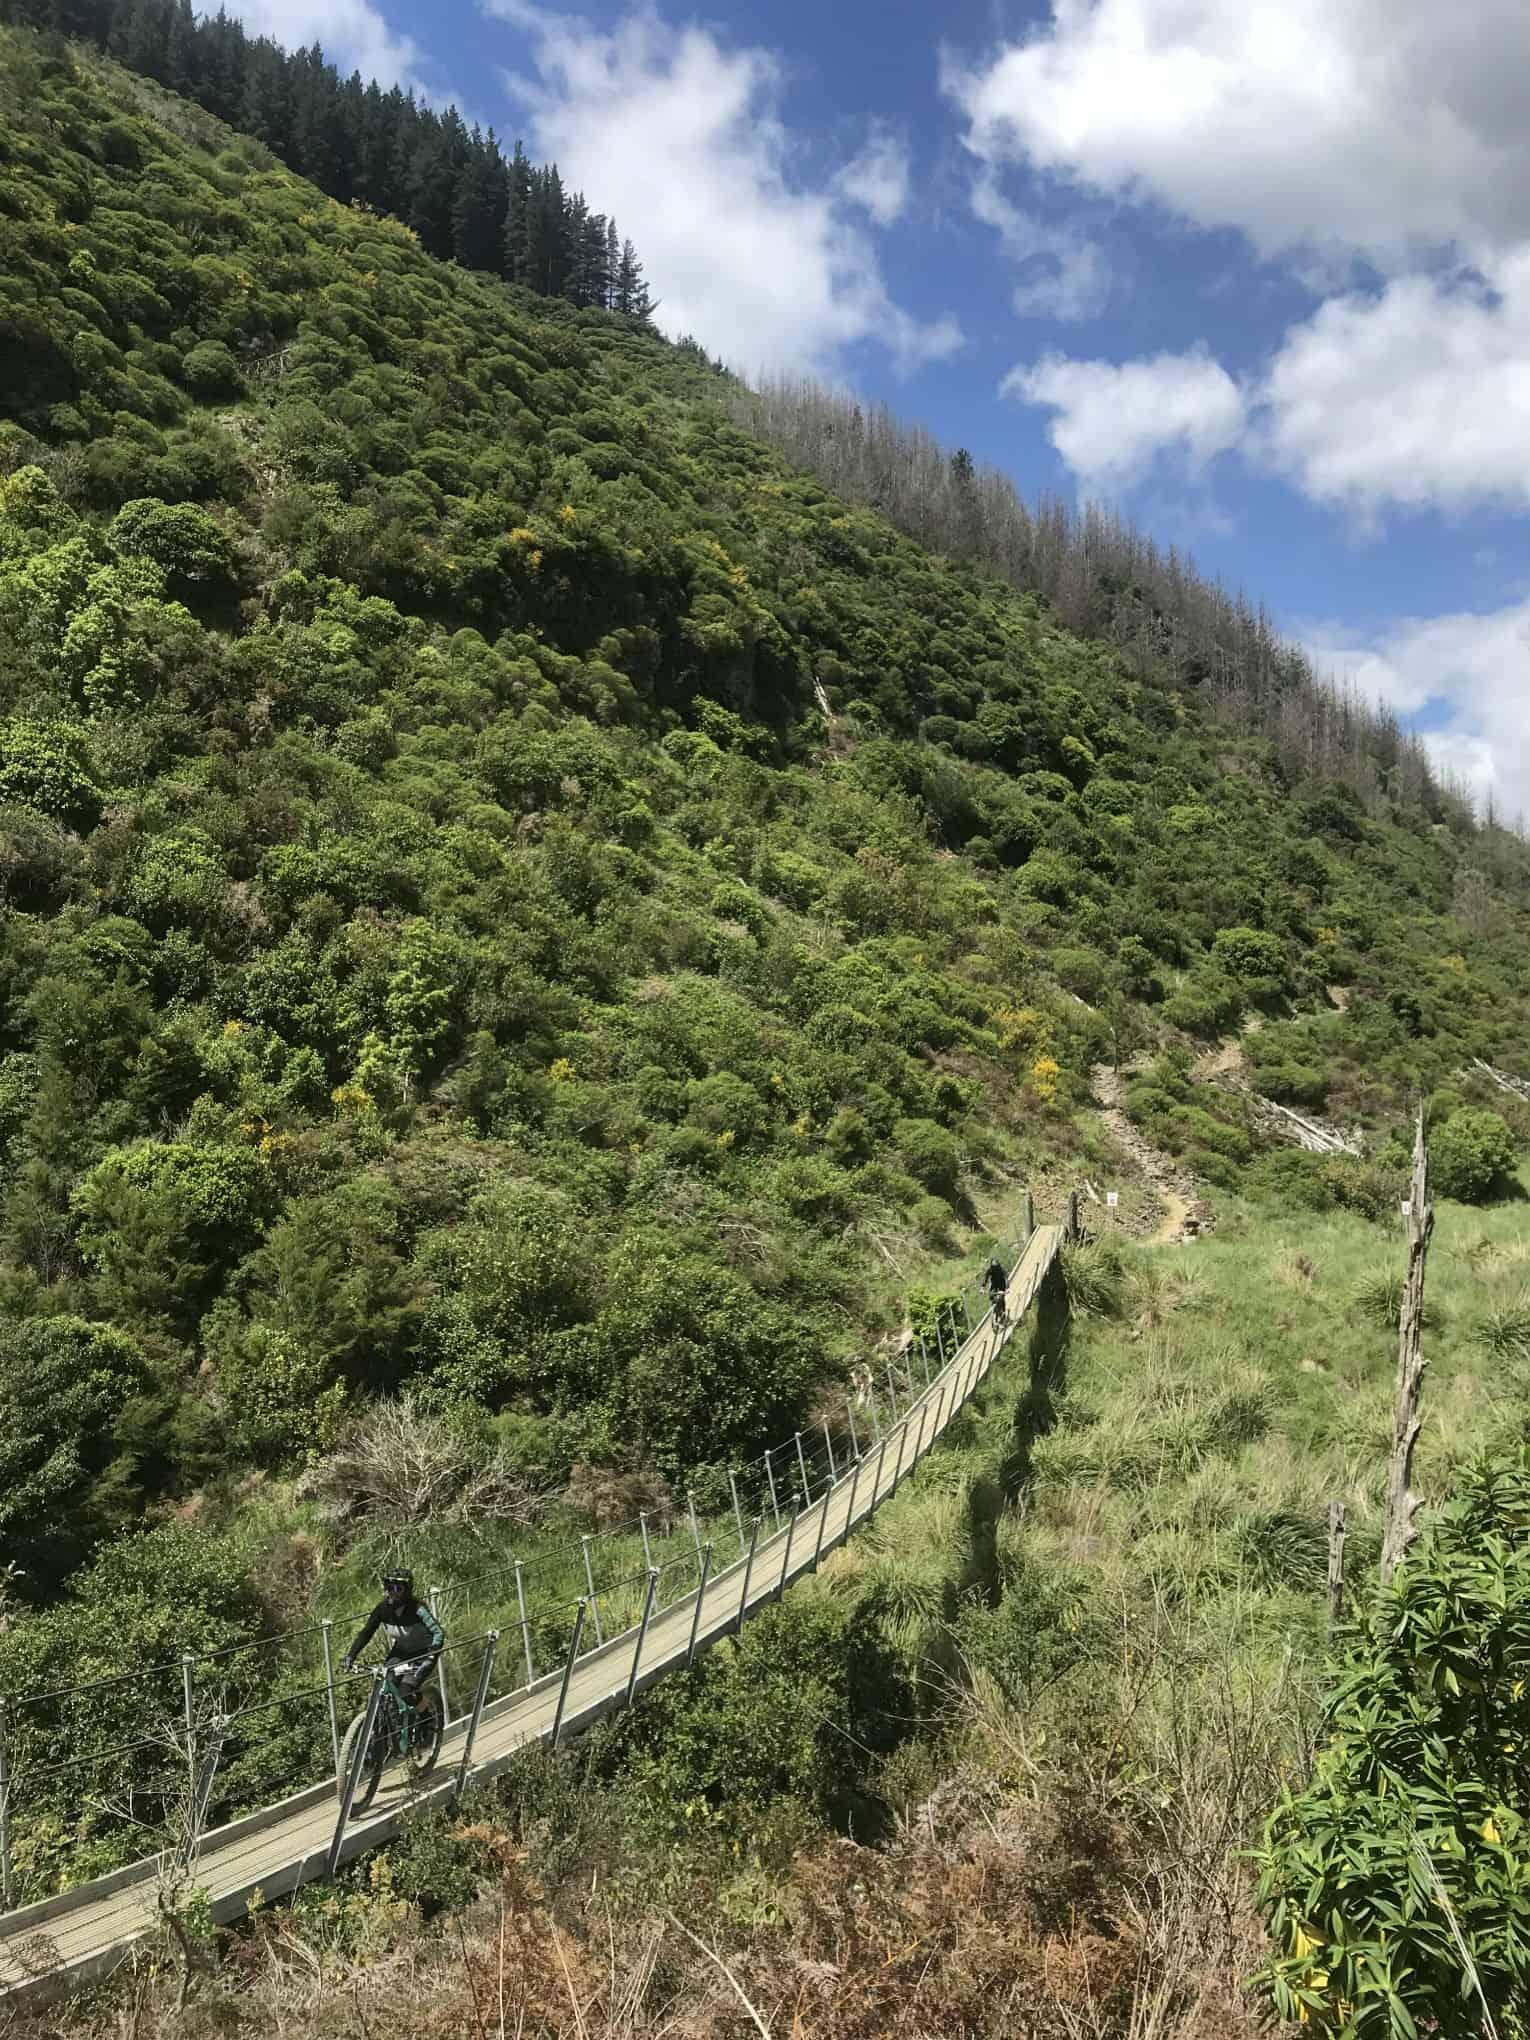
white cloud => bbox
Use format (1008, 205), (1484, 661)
(946, 0), (1530, 270)
(1262, 255), (1530, 514)
(1004, 346), (1245, 488)
(204, 0), (426, 93)
(970, 170), (1109, 321)
(1011, 251), (1530, 521)
(1308, 602), (1530, 819)
(836, 126), (910, 229)
(487, 4), (962, 378)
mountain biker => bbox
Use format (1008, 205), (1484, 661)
(341, 1569), (444, 1706)
(984, 1255), (1008, 1315)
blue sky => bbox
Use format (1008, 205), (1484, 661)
(221, 0), (1530, 816)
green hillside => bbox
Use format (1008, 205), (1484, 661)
(5, 27), (1530, 2029)
(2, 19), (1528, 1594)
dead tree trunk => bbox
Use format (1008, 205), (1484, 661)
(1327, 1500), (1347, 1632)
(1379, 1109), (1433, 1585)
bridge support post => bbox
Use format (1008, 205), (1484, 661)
(687, 1543), (714, 1666)
(777, 1496), (800, 1600)
(813, 1481), (833, 1568)
(888, 1416), (910, 1496)
(1067, 1190), (1080, 1241)
(639, 1513), (653, 1570)
(551, 1601), (587, 1749)
(321, 1621), (341, 1772)
(918, 1338), (932, 1390)
(626, 1570), (660, 1707)
(189, 1714), (227, 1853)
(687, 1491), (703, 1564)
(885, 1362), (899, 1420)
(0, 1698), (12, 1911)
(934, 1311), (947, 1368)
(429, 1587), (451, 1728)
(329, 1670), (384, 1877)
(514, 1561), (535, 1687)
(736, 1518), (762, 1634)
(1025, 1189), (1036, 1238)
(822, 1419), (837, 1482)
(728, 1473), (745, 1552)
(794, 1431), (811, 1499)
(581, 1538), (603, 1645)
(846, 1397), (861, 1460)
(181, 1654), (197, 1800)
(763, 1451), (781, 1530)
(871, 1430), (890, 1511)
(453, 1632), (498, 1802)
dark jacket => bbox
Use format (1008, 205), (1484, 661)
(984, 1259), (1007, 1293)
(345, 1596), (444, 1667)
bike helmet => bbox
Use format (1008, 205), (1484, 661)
(381, 1568), (414, 1597)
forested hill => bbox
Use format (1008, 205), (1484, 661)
(2, 18), (1530, 1627)
(0, 0), (653, 312)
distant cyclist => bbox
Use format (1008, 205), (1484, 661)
(342, 1568), (444, 1706)
(984, 1255), (1008, 1323)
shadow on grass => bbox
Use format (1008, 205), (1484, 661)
(998, 1260), (1072, 1506)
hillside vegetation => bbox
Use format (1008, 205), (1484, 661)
(4, 25), (1530, 2033)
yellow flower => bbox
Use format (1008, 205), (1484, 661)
(1292, 1923), (1323, 1960)
(548, 1057), (577, 1084)
(1482, 1817), (1502, 1845)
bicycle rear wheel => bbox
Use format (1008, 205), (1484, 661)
(404, 1697), (441, 1783)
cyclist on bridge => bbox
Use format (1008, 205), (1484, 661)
(984, 1254), (1008, 1319)
(342, 1568), (444, 1704)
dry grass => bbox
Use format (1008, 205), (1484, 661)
(9, 1784), (1269, 2040)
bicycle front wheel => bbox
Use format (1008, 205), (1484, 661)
(337, 1702), (388, 1814)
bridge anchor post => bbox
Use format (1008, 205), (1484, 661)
(514, 1560), (535, 1687)
(0, 1697), (11, 1911)
(453, 1632), (498, 1802)
(321, 1621), (340, 1771)
(736, 1518), (762, 1634)
(551, 1601), (588, 1749)
(687, 1543), (714, 1665)
(626, 1570), (660, 1707)
(328, 1671), (384, 1878)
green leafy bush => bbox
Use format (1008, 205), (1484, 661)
(1431, 1108), (1518, 1203)
(1256, 1455), (1530, 2034)
(0, 1316), (156, 1588)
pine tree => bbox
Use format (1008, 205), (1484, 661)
(405, 114), (457, 258)
(451, 133), (506, 274)
(502, 141), (532, 284)
(616, 238), (652, 318)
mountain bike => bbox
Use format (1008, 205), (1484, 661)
(336, 1658), (442, 1813)
(987, 1285), (1008, 1328)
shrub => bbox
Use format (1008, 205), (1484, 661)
(0, 718), (100, 830)
(1431, 1108), (1518, 1203)
(108, 497), (236, 597)
(892, 1117), (961, 1203)
(179, 338), (243, 398)
(1256, 1455), (1530, 2034)
(295, 1393), (552, 1542)
(0, 1316), (156, 1590)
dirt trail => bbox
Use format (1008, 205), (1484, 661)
(1091, 1062), (1212, 1246)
